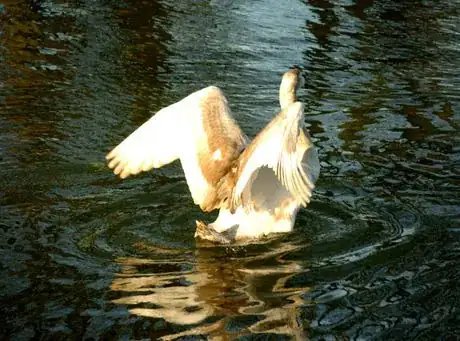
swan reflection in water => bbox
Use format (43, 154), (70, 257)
(110, 240), (310, 339)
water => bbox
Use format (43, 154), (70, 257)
(1, 0), (459, 339)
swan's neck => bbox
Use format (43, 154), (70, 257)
(279, 72), (298, 109)
(279, 89), (296, 109)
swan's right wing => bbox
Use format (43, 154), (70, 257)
(107, 86), (248, 211)
(230, 102), (320, 210)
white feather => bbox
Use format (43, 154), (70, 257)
(212, 149), (222, 160)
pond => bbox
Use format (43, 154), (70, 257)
(1, 0), (459, 339)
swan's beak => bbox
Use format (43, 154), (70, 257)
(287, 65), (304, 92)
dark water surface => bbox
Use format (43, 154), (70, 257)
(1, 0), (460, 339)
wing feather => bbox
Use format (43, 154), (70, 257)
(106, 102), (184, 179)
(106, 86), (248, 211)
(231, 102), (320, 209)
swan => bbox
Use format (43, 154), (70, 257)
(106, 67), (320, 243)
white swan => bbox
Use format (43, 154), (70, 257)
(106, 67), (320, 243)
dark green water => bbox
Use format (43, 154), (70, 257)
(1, 0), (459, 339)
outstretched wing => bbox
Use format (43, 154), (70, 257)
(230, 102), (320, 210)
(106, 86), (248, 211)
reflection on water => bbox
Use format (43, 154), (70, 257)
(0, 0), (459, 339)
(110, 241), (307, 339)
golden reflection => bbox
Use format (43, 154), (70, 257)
(110, 241), (311, 339)
(111, 257), (212, 325)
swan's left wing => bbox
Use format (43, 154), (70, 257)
(106, 86), (248, 212)
(230, 102), (320, 209)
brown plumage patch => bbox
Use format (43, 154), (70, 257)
(196, 87), (247, 211)
(216, 164), (239, 212)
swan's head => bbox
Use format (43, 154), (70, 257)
(279, 66), (303, 109)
